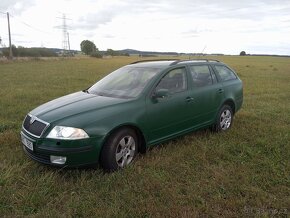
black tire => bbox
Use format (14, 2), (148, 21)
(100, 128), (138, 171)
(212, 105), (233, 132)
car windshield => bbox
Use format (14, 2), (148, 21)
(88, 66), (161, 98)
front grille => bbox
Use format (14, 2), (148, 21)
(23, 114), (49, 137)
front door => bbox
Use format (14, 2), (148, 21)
(145, 67), (193, 143)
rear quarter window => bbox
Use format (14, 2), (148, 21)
(214, 65), (237, 81)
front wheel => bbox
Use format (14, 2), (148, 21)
(213, 105), (233, 132)
(100, 128), (138, 171)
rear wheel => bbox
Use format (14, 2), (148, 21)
(213, 105), (233, 132)
(100, 128), (138, 171)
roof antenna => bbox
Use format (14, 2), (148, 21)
(198, 45), (207, 59)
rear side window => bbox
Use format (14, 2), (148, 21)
(189, 65), (213, 87)
(215, 65), (237, 81)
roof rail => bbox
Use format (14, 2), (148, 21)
(130, 59), (180, 65)
(170, 59), (220, 66)
(195, 59), (220, 62)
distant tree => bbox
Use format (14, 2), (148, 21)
(2, 46), (58, 57)
(90, 51), (102, 58)
(240, 51), (246, 56)
(105, 49), (129, 57)
(1, 47), (8, 57)
(106, 49), (116, 56)
(2, 45), (18, 57)
(80, 40), (97, 55)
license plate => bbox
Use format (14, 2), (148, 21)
(21, 134), (33, 151)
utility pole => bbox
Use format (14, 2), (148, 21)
(62, 14), (68, 55)
(56, 14), (71, 56)
(7, 12), (13, 59)
(67, 32), (71, 56)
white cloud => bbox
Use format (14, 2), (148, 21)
(0, 0), (36, 14)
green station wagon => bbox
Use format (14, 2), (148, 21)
(21, 59), (243, 171)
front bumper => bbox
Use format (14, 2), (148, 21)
(21, 131), (104, 167)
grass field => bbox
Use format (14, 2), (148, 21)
(0, 56), (289, 217)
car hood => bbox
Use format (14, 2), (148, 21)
(30, 91), (129, 124)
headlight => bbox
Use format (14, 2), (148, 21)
(46, 126), (89, 140)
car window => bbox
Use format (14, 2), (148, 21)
(155, 68), (187, 94)
(189, 65), (213, 87)
(214, 65), (237, 81)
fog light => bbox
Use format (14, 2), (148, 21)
(50, 155), (67, 164)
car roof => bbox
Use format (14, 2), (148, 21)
(129, 59), (223, 69)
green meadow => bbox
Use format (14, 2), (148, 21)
(0, 56), (289, 217)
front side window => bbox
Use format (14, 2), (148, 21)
(155, 68), (187, 94)
(189, 65), (213, 87)
(88, 66), (160, 98)
(215, 65), (237, 81)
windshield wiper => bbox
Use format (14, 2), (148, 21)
(82, 89), (90, 94)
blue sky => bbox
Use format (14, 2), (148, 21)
(1, 0), (290, 55)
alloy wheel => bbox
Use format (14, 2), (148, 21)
(115, 136), (136, 167)
(220, 109), (232, 130)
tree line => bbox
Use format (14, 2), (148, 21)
(0, 39), (130, 58)
(1, 45), (58, 57)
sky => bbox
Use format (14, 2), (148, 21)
(0, 0), (290, 55)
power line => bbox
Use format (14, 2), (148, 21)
(0, 11), (54, 54)
(9, 14), (50, 34)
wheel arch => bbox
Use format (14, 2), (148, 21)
(102, 123), (147, 155)
(222, 98), (236, 114)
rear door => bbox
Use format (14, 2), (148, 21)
(213, 64), (243, 111)
(186, 64), (224, 126)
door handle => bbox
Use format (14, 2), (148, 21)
(218, 88), (224, 94)
(185, 97), (194, 102)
